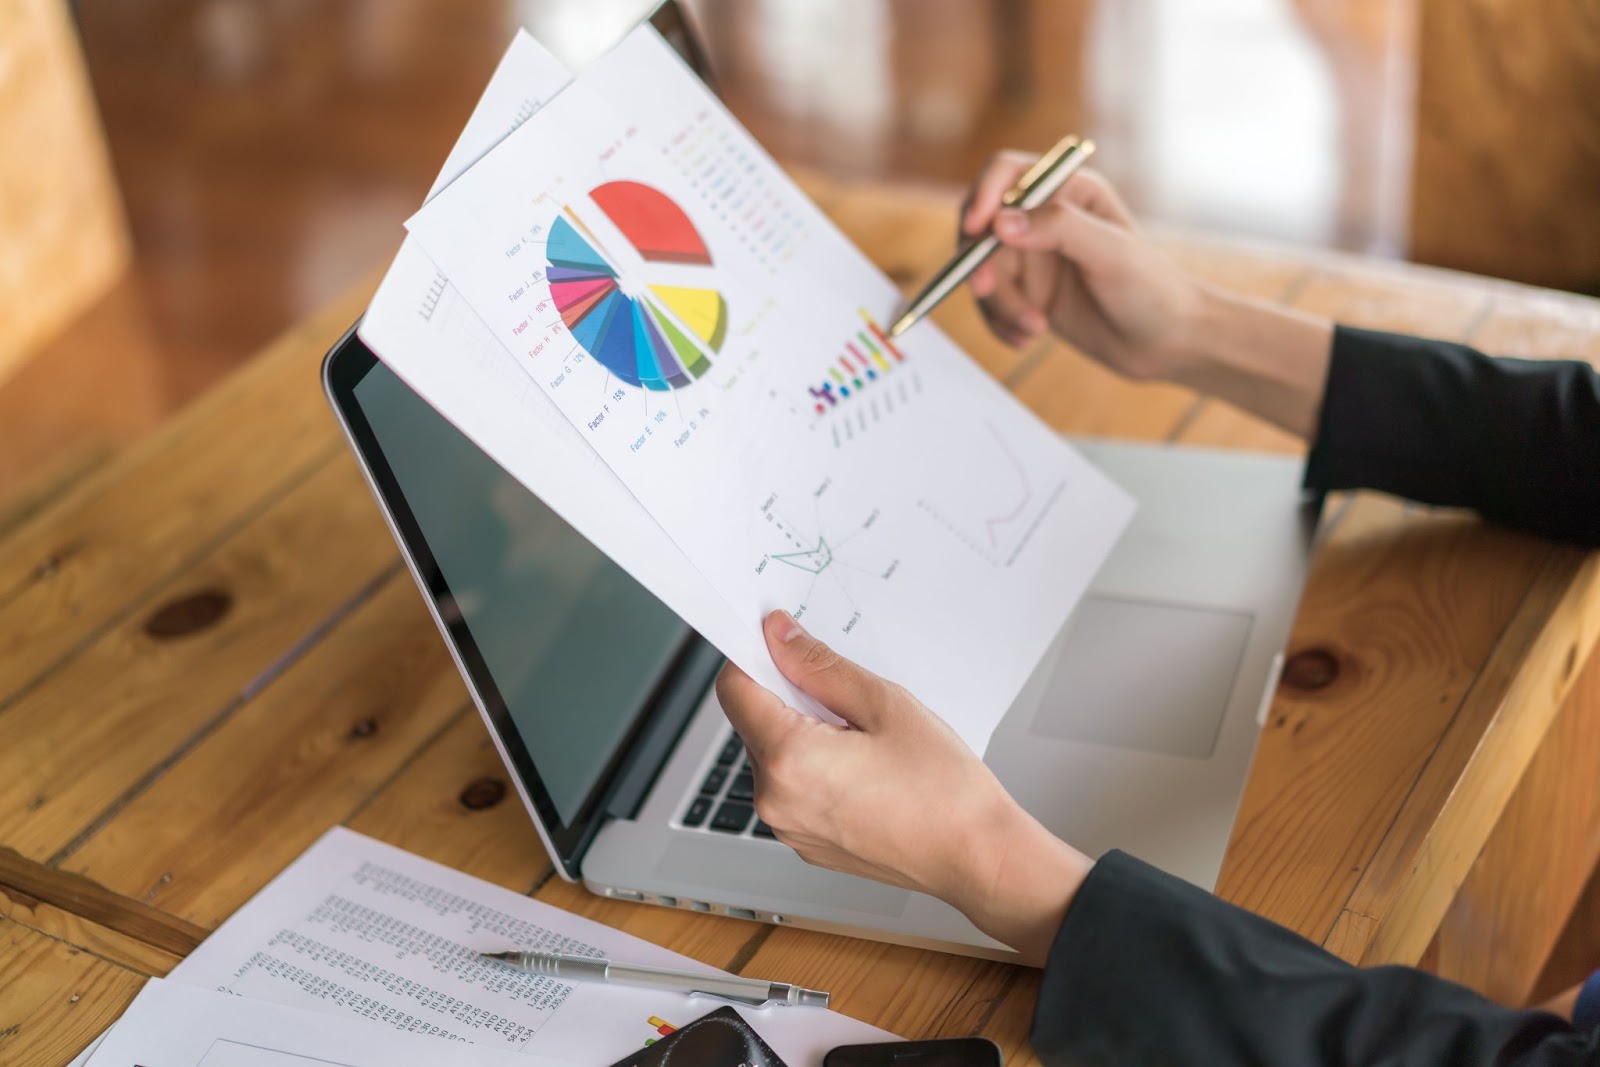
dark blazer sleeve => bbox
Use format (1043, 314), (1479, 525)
(1303, 326), (1600, 546)
(1032, 851), (1600, 1066)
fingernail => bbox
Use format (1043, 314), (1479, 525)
(773, 610), (806, 642)
(997, 209), (1027, 233)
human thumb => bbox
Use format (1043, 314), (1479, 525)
(762, 610), (892, 730)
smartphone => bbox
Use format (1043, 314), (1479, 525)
(824, 1038), (1002, 1067)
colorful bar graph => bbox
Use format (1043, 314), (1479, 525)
(804, 311), (911, 417)
(856, 330), (884, 366)
(861, 308), (907, 362)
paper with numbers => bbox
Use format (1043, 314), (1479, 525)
(85, 978), (549, 1067)
(166, 828), (890, 1065)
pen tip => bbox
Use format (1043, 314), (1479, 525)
(482, 951), (517, 961)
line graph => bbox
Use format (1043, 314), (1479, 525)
(981, 423), (1031, 548)
(918, 421), (1066, 568)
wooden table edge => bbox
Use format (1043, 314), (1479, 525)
(1345, 548), (1600, 964)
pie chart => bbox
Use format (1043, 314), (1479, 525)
(546, 181), (727, 391)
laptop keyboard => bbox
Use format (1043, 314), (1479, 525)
(679, 732), (776, 839)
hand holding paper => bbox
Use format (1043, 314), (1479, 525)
(390, 26), (1133, 753)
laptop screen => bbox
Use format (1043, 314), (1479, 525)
(351, 350), (691, 826)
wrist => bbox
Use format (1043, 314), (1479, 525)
(1166, 284), (1334, 440)
(946, 786), (1092, 961)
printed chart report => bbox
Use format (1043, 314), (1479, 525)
(403, 27), (1134, 751)
(358, 31), (804, 731)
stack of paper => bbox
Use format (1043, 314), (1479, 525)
(363, 24), (1133, 755)
(73, 829), (892, 1066)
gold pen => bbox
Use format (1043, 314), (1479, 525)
(888, 134), (1095, 338)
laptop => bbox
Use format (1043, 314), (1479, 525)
(324, 325), (1319, 960)
(324, 2), (1320, 958)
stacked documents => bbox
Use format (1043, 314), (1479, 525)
(73, 829), (891, 1066)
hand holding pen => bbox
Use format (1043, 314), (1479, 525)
(889, 134), (1094, 338)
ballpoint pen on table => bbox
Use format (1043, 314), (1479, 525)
(888, 133), (1095, 338)
(482, 950), (831, 1008)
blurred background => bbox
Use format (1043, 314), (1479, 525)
(2, 0), (1598, 510)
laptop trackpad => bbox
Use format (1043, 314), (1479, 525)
(656, 837), (911, 917)
(1031, 596), (1253, 759)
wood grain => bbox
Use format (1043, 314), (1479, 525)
(0, 885), (183, 978)
(0, 279), (370, 706)
(0, 442), (113, 545)
(345, 709), (553, 893)
(0, 846), (203, 959)
(1220, 499), (1554, 940)
(58, 573), (470, 930)
(0, 454), (398, 863)
(974, 967), (1043, 1067)
(1427, 642), (1600, 1002)
(0, 0), (130, 382)
(0, 918), (146, 1067)
(1531, 854), (1600, 1006)
(1347, 550), (1600, 967)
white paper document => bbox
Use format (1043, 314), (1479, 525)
(161, 828), (890, 1065)
(86, 979), (551, 1067)
(359, 38), (764, 732)
(392, 26), (1134, 752)
(430, 32), (576, 202)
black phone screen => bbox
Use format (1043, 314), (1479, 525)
(824, 1038), (1003, 1067)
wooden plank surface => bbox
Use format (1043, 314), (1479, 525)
(0, 918), (147, 1066)
(58, 572), (466, 928)
(0, 281), (368, 707)
(1428, 643), (1600, 1004)
(0, 453), (400, 863)
(2, 177), (1600, 1066)
(0, 847), (204, 961)
(0, 883), (185, 979)
(1346, 550), (1600, 968)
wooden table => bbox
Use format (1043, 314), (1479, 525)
(4, 175), (1600, 1066)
